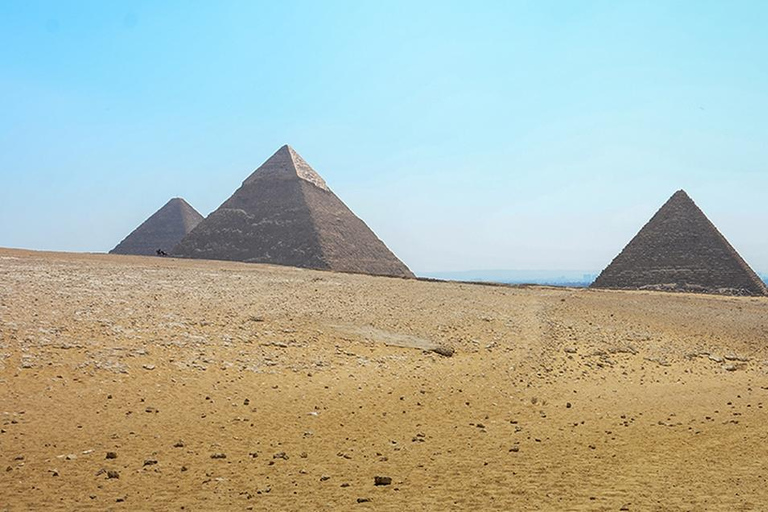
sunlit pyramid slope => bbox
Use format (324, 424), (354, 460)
(110, 198), (204, 256)
(591, 190), (767, 296)
(173, 145), (414, 278)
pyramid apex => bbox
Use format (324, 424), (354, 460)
(243, 145), (329, 191)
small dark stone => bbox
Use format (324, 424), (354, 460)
(143, 459), (158, 466)
(106, 452), (117, 459)
(357, 497), (371, 503)
(107, 470), (120, 479)
(210, 453), (227, 459)
(430, 346), (454, 357)
(374, 476), (392, 486)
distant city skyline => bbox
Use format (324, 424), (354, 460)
(2, 1), (767, 274)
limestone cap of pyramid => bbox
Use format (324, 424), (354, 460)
(243, 144), (329, 191)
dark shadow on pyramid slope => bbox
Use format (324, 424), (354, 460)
(591, 190), (767, 296)
(110, 197), (204, 256)
(172, 145), (414, 278)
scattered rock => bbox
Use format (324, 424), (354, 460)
(106, 452), (117, 459)
(107, 470), (119, 479)
(431, 346), (454, 357)
(374, 476), (392, 486)
(210, 453), (227, 459)
(142, 364), (156, 370)
(273, 452), (289, 460)
(357, 498), (371, 503)
(564, 347), (578, 354)
(143, 459), (158, 466)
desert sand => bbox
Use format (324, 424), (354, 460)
(1, 247), (767, 511)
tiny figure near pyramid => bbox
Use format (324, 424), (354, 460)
(172, 145), (414, 278)
(591, 190), (767, 296)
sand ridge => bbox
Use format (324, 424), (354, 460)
(1, 248), (767, 510)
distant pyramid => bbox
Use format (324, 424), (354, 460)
(591, 190), (767, 296)
(110, 197), (203, 256)
(173, 145), (414, 278)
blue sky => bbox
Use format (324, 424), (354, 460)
(1, 1), (767, 274)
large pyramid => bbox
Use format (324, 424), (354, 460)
(110, 197), (203, 256)
(591, 190), (767, 296)
(173, 145), (414, 278)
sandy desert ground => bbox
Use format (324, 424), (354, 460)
(1, 247), (767, 511)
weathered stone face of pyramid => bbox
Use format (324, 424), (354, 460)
(172, 145), (414, 278)
(110, 198), (204, 256)
(591, 190), (767, 296)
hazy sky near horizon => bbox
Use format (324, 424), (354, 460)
(1, 1), (767, 274)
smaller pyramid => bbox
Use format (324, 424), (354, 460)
(110, 197), (204, 256)
(591, 190), (767, 296)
